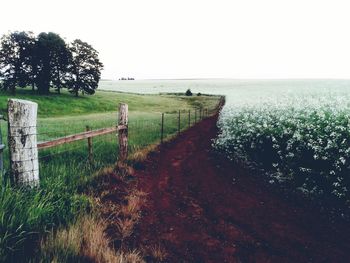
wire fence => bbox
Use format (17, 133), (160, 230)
(0, 97), (224, 186)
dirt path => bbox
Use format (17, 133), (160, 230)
(132, 113), (350, 263)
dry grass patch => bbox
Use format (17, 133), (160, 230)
(116, 189), (148, 241)
(39, 168), (148, 263)
(116, 218), (135, 240)
(115, 250), (145, 263)
(148, 244), (168, 262)
(114, 161), (136, 178)
(130, 144), (157, 163)
(40, 215), (144, 263)
(121, 190), (148, 219)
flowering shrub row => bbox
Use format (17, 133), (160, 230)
(215, 88), (350, 210)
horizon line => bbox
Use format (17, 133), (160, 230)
(101, 77), (350, 81)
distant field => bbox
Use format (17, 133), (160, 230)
(98, 79), (233, 95)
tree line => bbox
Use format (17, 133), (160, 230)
(0, 31), (103, 96)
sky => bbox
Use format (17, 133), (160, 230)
(1, 0), (350, 80)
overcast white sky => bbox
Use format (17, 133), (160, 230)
(1, 0), (350, 79)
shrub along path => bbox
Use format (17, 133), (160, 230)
(128, 113), (350, 262)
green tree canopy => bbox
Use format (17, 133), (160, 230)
(67, 39), (103, 96)
(36, 32), (71, 94)
(0, 31), (103, 96)
(0, 31), (36, 94)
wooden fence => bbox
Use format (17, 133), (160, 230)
(1, 97), (223, 187)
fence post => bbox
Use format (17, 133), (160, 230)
(178, 110), (181, 134)
(161, 113), (164, 143)
(118, 103), (128, 162)
(195, 109), (197, 123)
(86, 126), (94, 166)
(8, 99), (39, 187)
(0, 115), (5, 177)
(188, 110), (191, 128)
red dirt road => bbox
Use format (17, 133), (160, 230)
(134, 114), (350, 263)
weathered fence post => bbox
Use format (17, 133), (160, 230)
(0, 115), (5, 177)
(178, 110), (181, 134)
(161, 113), (164, 143)
(118, 103), (128, 162)
(188, 110), (191, 128)
(8, 99), (39, 187)
(86, 126), (94, 166)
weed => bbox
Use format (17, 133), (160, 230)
(148, 244), (168, 262)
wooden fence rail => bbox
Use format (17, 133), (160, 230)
(37, 126), (119, 150)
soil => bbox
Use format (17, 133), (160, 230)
(125, 113), (350, 263)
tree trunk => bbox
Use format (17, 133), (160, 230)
(57, 71), (61, 94)
(10, 85), (16, 95)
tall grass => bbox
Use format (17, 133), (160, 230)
(0, 182), (91, 262)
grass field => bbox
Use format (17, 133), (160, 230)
(0, 88), (218, 117)
(0, 88), (221, 262)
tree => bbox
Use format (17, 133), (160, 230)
(51, 37), (71, 94)
(185, 89), (193, 96)
(36, 32), (71, 94)
(67, 39), (103, 96)
(0, 31), (36, 94)
(0, 32), (103, 96)
(26, 40), (39, 91)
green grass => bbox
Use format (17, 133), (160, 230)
(0, 89), (221, 262)
(0, 89), (218, 118)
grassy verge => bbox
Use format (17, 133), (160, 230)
(0, 89), (221, 262)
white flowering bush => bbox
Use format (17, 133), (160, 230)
(215, 86), (350, 208)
